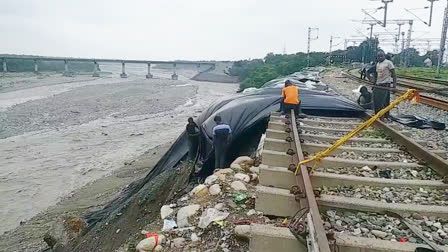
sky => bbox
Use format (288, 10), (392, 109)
(0, 0), (446, 61)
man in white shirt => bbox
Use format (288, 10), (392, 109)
(373, 51), (397, 118)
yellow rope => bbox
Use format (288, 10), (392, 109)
(295, 89), (418, 175)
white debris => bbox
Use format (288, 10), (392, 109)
(247, 209), (257, 216)
(410, 170), (418, 177)
(177, 204), (201, 228)
(360, 166), (372, 172)
(160, 205), (174, 220)
(161, 219), (177, 232)
(198, 208), (230, 229)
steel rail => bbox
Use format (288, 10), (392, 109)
(397, 74), (448, 86)
(342, 71), (448, 111)
(365, 112), (448, 176)
(290, 112), (331, 252)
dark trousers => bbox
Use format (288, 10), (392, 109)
(373, 87), (391, 117)
(283, 102), (301, 115)
(214, 143), (227, 169)
(187, 135), (199, 160)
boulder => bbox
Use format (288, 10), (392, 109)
(231, 156), (255, 170)
(136, 235), (166, 252)
(189, 184), (208, 198)
(205, 175), (218, 185)
(230, 181), (247, 191)
(160, 205), (174, 220)
(177, 204), (201, 228)
(209, 184), (221, 196)
(234, 173), (250, 183)
(173, 238), (186, 248)
(250, 166), (260, 174)
(235, 225), (251, 239)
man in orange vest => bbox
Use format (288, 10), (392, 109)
(281, 80), (300, 115)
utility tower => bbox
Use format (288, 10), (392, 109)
(404, 20), (414, 68)
(307, 27), (319, 67)
(437, 0), (448, 77)
(329, 36), (340, 65)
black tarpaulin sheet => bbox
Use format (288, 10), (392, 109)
(84, 71), (364, 228)
(391, 115), (446, 130)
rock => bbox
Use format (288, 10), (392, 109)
(234, 173), (250, 183)
(230, 181), (247, 191)
(205, 175), (218, 185)
(408, 237), (417, 243)
(215, 168), (234, 175)
(250, 166), (260, 174)
(198, 208), (230, 228)
(235, 225), (251, 239)
(250, 173), (258, 182)
(410, 170), (418, 177)
(173, 238), (186, 248)
(160, 205), (174, 220)
(371, 230), (388, 238)
(177, 204), (201, 228)
(231, 156), (254, 170)
(361, 166), (372, 172)
(214, 203), (224, 210)
(412, 213), (423, 220)
(353, 228), (362, 235)
(434, 222), (442, 229)
(136, 235), (166, 252)
(191, 233), (200, 242)
(360, 228), (369, 233)
(154, 245), (163, 251)
(44, 217), (85, 249)
(209, 184), (221, 196)
(247, 209), (257, 216)
(189, 184), (208, 198)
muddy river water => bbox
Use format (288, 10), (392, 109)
(0, 64), (237, 235)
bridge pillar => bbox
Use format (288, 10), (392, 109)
(146, 63), (153, 79)
(2, 59), (6, 72)
(171, 63), (178, 80)
(34, 60), (38, 73)
(120, 62), (128, 78)
(63, 60), (71, 76)
(92, 61), (100, 77)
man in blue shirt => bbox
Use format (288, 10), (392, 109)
(212, 115), (232, 169)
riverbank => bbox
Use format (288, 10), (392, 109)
(0, 69), (238, 251)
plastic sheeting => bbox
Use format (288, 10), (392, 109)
(83, 70), (364, 230)
(391, 115), (446, 130)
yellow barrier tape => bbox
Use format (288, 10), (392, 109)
(295, 89), (418, 175)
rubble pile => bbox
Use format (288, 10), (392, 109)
(126, 156), (276, 252)
(314, 166), (443, 180)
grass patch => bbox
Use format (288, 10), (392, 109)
(396, 67), (448, 80)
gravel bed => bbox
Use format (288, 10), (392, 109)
(322, 70), (448, 151)
(323, 209), (448, 246)
(321, 185), (448, 206)
(303, 138), (401, 149)
(314, 166), (443, 180)
(302, 129), (386, 139)
(333, 151), (418, 163)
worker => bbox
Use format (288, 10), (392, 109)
(357, 86), (373, 109)
(360, 64), (367, 80)
(281, 80), (300, 116)
(373, 51), (397, 118)
(212, 115), (232, 169)
(186, 117), (200, 160)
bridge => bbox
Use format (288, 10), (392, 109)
(0, 55), (215, 80)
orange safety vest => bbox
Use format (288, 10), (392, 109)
(282, 86), (299, 105)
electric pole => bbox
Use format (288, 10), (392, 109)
(437, 0), (448, 77)
(382, 0), (394, 27)
(404, 20), (414, 68)
(428, 0), (439, 27)
(329, 36), (340, 65)
(307, 27), (319, 67)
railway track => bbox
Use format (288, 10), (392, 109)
(343, 71), (448, 111)
(398, 75), (448, 87)
(249, 111), (448, 251)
